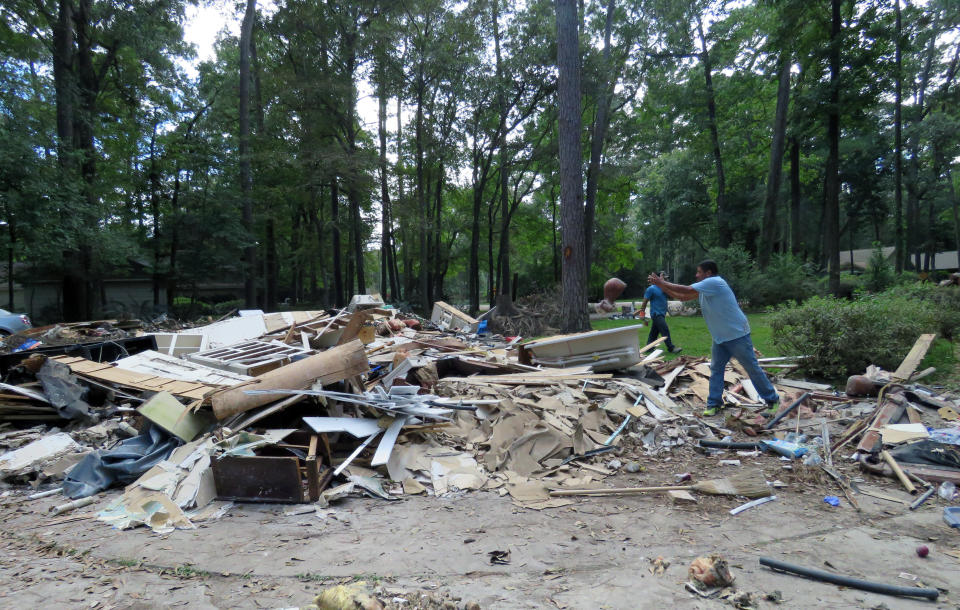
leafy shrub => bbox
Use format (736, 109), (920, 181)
(705, 248), (819, 310)
(171, 297), (213, 319)
(816, 272), (860, 299)
(751, 253), (819, 308)
(213, 299), (245, 315)
(863, 243), (895, 292)
(769, 287), (960, 379)
(705, 245), (757, 298)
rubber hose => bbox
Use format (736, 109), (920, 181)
(759, 557), (938, 600)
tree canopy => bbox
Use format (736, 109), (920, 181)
(1, 0), (958, 322)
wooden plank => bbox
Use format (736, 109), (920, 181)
(892, 333), (937, 380)
(775, 378), (832, 392)
(336, 311), (372, 346)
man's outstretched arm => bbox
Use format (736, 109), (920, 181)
(647, 273), (699, 301)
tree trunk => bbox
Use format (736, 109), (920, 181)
(378, 79), (392, 300)
(583, 0), (616, 274)
(52, 0), (75, 170)
(50, 0), (80, 322)
(556, 0), (589, 333)
(394, 96), (404, 301)
(330, 179), (344, 306)
(824, 0), (841, 294)
(266, 219), (277, 310)
(905, 8), (938, 272)
(789, 137), (802, 256)
(415, 62), (429, 312)
(492, 0), (519, 316)
(432, 165), (444, 303)
(239, 0), (257, 307)
(552, 186), (559, 282)
(893, 0), (904, 273)
(344, 19), (365, 297)
(759, 52), (791, 268)
(696, 16), (728, 247)
(148, 122), (162, 306)
(468, 141), (483, 316)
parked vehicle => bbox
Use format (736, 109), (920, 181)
(0, 309), (31, 335)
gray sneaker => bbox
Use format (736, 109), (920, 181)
(668, 346), (683, 354)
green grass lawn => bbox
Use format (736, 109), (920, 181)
(592, 313), (957, 385)
(592, 313), (780, 361)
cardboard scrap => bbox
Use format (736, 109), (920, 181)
(939, 406), (959, 421)
(430, 452), (486, 495)
(402, 477), (427, 495)
(602, 393), (636, 417)
(881, 423), (930, 444)
(505, 473), (550, 503)
(669, 490), (698, 504)
(98, 486), (195, 534)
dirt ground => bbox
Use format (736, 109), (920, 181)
(2, 461), (958, 610)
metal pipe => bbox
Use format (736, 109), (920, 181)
(49, 496), (95, 516)
(762, 392), (811, 430)
(909, 486), (936, 510)
(699, 440), (764, 450)
(759, 556), (938, 600)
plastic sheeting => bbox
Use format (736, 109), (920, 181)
(889, 439), (960, 470)
(36, 359), (90, 420)
(63, 425), (180, 499)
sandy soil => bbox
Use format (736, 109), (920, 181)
(1, 460), (957, 609)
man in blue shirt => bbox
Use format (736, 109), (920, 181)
(648, 260), (780, 417)
(640, 272), (681, 354)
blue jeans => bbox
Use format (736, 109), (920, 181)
(647, 314), (675, 350)
(707, 334), (779, 408)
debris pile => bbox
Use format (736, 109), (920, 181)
(0, 300), (958, 605)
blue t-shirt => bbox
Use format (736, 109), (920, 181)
(643, 284), (668, 317)
(690, 276), (750, 344)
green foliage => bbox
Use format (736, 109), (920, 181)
(702, 248), (818, 309)
(769, 286), (960, 378)
(863, 243), (895, 292)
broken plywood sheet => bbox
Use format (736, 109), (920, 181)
(262, 311), (327, 333)
(50, 356), (215, 400)
(115, 350), (253, 385)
